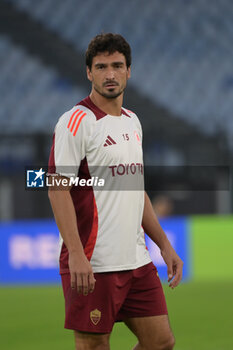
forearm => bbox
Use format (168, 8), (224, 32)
(142, 192), (170, 250)
(48, 188), (84, 255)
(142, 192), (183, 287)
(48, 179), (96, 294)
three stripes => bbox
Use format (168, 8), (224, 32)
(104, 135), (116, 147)
(67, 109), (86, 136)
(67, 110), (117, 148)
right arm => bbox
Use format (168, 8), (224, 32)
(48, 177), (96, 295)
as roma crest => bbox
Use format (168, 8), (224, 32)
(90, 309), (101, 325)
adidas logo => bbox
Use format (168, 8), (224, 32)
(104, 135), (117, 147)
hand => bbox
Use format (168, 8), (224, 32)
(161, 244), (183, 289)
(68, 251), (96, 295)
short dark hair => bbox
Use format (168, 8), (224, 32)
(85, 33), (131, 70)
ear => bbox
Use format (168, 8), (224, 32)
(86, 66), (92, 82)
(127, 66), (131, 79)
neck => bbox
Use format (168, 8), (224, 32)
(89, 90), (123, 116)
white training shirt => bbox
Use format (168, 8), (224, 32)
(48, 96), (151, 273)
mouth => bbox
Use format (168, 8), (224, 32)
(104, 82), (118, 88)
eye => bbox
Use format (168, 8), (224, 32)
(96, 65), (105, 70)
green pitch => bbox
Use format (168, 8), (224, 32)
(0, 281), (232, 349)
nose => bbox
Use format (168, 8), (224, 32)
(105, 67), (115, 80)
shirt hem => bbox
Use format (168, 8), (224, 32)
(91, 257), (152, 273)
(59, 257), (152, 275)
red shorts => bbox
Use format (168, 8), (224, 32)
(61, 262), (168, 333)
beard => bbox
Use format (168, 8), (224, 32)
(94, 84), (126, 99)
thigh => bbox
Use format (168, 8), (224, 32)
(124, 315), (174, 348)
(74, 331), (110, 350)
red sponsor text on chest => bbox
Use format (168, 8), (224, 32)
(109, 163), (143, 176)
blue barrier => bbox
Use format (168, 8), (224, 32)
(145, 217), (191, 281)
(0, 218), (191, 284)
(0, 220), (60, 284)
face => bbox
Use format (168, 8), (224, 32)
(87, 51), (131, 99)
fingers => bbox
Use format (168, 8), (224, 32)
(70, 272), (76, 290)
(81, 273), (96, 295)
(167, 263), (174, 283)
(76, 273), (83, 294)
(169, 261), (183, 289)
(169, 272), (182, 288)
(70, 272), (96, 295)
(89, 273), (96, 293)
(68, 253), (96, 295)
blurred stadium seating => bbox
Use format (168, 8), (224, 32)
(0, 0), (232, 218)
(6, 0), (233, 146)
(0, 35), (86, 134)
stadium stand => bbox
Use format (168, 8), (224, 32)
(0, 35), (87, 134)
(0, 0), (232, 218)
(6, 0), (233, 148)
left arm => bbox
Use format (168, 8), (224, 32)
(142, 192), (183, 288)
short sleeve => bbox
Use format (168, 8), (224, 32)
(122, 107), (143, 142)
(134, 115), (143, 142)
(48, 108), (89, 178)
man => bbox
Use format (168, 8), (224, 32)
(48, 33), (183, 350)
